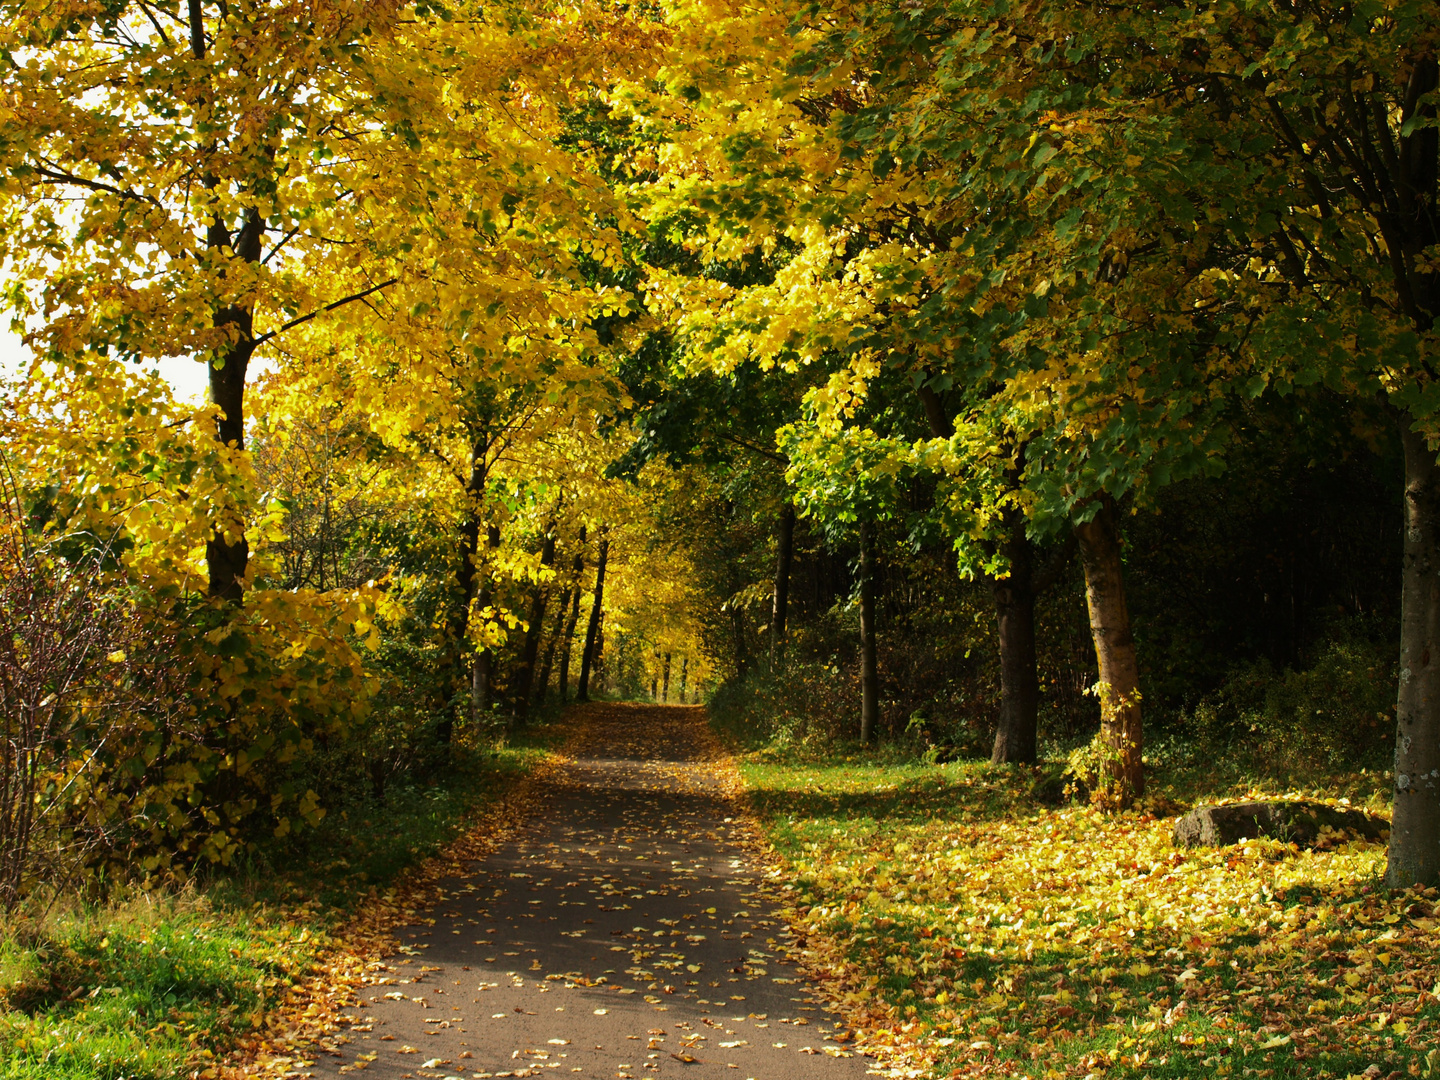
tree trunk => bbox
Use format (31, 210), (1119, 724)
(1388, 417), (1440, 887)
(991, 511), (1040, 764)
(859, 520), (879, 744)
(534, 585), (570, 708)
(917, 384), (1042, 763)
(510, 529), (557, 726)
(770, 502), (795, 664)
(193, 5), (264, 603)
(438, 445), (489, 746)
(1074, 497), (1143, 800)
(203, 223), (263, 603)
(470, 523), (501, 726)
(577, 533), (609, 702)
(662, 653), (672, 703)
(680, 656), (689, 703)
(593, 611), (607, 693)
(558, 527), (586, 704)
(730, 604), (749, 680)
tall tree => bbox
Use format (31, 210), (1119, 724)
(0, 0), (640, 604)
(558, 527), (588, 704)
(578, 532), (610, 702)
(858, 520), (880, 744)
(511, 521), (559, 725)
(770, 503), (796, 664)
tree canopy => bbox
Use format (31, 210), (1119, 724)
(2, 0), (1438, 904)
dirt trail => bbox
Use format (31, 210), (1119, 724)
(306, 703), (874, 1080)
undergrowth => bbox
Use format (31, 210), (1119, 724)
(0, 720), (562, 1080)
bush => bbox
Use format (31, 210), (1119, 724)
(708, 660), (858, 752)
(1181, 635), (1396, 774)
(0, 490), (189, 911)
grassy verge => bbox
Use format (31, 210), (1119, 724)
(0, 723), (562, 1080)
(733, 742), (1440, 1080)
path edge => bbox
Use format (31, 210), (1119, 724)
(693, 708), (939, 1080)
(210, 714), (590, 1080)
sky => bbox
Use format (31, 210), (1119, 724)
(1, 327), (213, 403)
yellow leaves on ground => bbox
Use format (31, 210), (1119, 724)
(742, 759), (1439, 1079)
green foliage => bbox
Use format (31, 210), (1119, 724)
(1183, 636), (1398, 776)
(708, 659), (863, 753)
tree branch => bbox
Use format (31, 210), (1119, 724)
(32, 165), (154, 205)
(719, 431), (788, 464)
(251, 278), (399, 348)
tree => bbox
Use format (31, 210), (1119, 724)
(0, 0), (639, 604)
(857, 518), (879, 743)
(510, 514), (560, 724)
(578, 531), (610, 702)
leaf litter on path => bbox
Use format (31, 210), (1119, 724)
(231, 704), (891, 1080)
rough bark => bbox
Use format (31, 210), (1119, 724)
(859, 520), (879, 744)
(662, 653), (672, 703)
(1388, 417), (1440, 887)
(1382, 60), (1440, 887)
(679, 656), (689, 703)
(991, 510), (1039, 764)
(770, 503), (795, 664)
(510, 528), (557, 726)
(577, 533), (609, 702)
(1074, 497), (1144, 799)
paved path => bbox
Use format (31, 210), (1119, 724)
(309, 703), (873, 1080)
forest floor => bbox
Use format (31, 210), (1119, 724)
(733, 745), (1440, 1080)
(5, 705), (1440, 1080)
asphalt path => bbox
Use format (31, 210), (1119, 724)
(305, 703), (874, 1080)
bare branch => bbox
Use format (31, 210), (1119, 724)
(251, 278), (399, 348)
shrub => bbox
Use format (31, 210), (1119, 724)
(1181, 636), (1396, 775)
(708, 659), (858, 751)
(0, 486), (182, 910)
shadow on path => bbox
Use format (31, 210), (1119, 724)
(305, 703), (874, 1080)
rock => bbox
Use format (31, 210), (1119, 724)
(1171, 800), (1389, 849)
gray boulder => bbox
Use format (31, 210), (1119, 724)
(1171, 800), (1388, 849)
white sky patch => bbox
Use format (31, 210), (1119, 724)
(0, 327), (215, 404)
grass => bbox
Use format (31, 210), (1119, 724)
(0, 723), (562, 1080)
(729, 737), (1440, 1080)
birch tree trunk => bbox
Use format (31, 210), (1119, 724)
(1074, 497), (1144, 800)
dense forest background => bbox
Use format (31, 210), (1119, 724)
(3, 0), (1436, 905)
